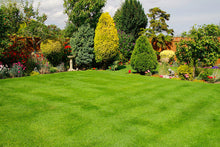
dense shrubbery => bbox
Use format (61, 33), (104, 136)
(131, 35), (158, 74)
(70, 24), (94, 69)
(117, 30), (135, 62)
(41, 39), (63, 66)
(177, 64), (193, 81)
(176, 24), (220, 78)
(94, 12), (119, 68)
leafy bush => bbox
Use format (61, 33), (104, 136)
(131, 35), (158, 74)
(0, 8), (10, 59)
(50, 67), (58, 73)
(197, 68), (213, 81)
(177, 64), (193, 81)
(70, 24), (94, 69)
(94, 12), (119, 68)
(9, 62), (26, 78)
(117, 30), (135, 62)
(30, 71), (40, 76)
(40, 39), (63, 66)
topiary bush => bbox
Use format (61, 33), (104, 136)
(131, 35), (158, 74)
(40, 39), (63, 66)
(94, 12), (119, 68)
(177, 64), (193, 81)
(70, 24), (94, 69)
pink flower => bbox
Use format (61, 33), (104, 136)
(185, 74), (189, 78)
(18, 71), (20, 74)
(160, 75), (163, 78)
(128, 70), (131, 73)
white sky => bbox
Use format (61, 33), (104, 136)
(2, 0), (220, 36)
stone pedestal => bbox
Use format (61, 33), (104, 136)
(67, 55), (75, 71)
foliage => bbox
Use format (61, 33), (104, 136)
(197, 68), (213, 81)
(117, 30), (135, 62)
(70, 24), (95, 69)
(29, 71), (40, 76)
(0, 8), (10, 59)
(41, 39), (63, 66)
(94, 12), (119, 67)
(177, 64), (193, 81)
(30, 52), (50, 74)
(114, 0), (148, 39)
(64, 22), (77, 38)
(141, 7), (174, 52)
(63, 0), (106, 30)
(131, 35), (158, 74)
(18, 1), (59, 46)
(108, 60), (120, 71)
(9, 62), (26, 78)
(0, 1), (23, 34)
(176, 24), (220, 77)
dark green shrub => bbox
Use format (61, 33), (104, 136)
(198, 68), (213, 81)
(177, 64), (193, 81)
(117, 30), (135, 62)
(131, 35), (158, 74)
(70, 24), (95, 69)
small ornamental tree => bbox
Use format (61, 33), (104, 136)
(176, 24), (220, 77)
(70, 24), (95, 69)
(94, 12), (119, 68)
(131, 35), (158, 74)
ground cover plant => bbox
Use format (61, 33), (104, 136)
(0, 67), (219, 146)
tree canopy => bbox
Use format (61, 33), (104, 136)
(63, 0), (106, 37)
(114, 0), (148, 39)
(141, 7), (174, 52)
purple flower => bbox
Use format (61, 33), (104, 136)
(212, 66), (219, 69)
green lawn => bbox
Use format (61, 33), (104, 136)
(0, 67), (219, 146)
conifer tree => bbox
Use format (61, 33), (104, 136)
(94, 12), (119, 68)
(114, 0), (148, 39)
(70, 24), (95, 69)
(131, 35), (158, 74)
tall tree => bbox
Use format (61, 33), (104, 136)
(0, 1), (23, 35)
(63, 0), (106, 36)
(141, 7), (174, 53)
(114, 0), (148, 39)
(94, 12), (119, 68)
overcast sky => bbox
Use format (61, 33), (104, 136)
(22, 0), (220, 36)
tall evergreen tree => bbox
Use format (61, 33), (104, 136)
(114, 0), (148, 39)
(94, 12), (119, 68)
(70, 24), (95, 69)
